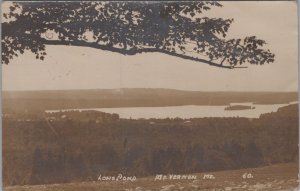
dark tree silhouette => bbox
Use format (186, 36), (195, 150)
(30, 146), (44, 184)
(2, 2), (275, 68)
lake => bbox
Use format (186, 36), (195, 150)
(46, 102), (297, 119)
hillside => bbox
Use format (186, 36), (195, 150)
(3, 104), (298, 186)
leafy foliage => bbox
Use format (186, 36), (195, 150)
(2, 2), (275, 68)
(3, 104), (298, 185)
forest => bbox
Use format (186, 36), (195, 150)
(3, 104), (298, 186)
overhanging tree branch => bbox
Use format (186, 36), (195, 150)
(1, 2), (275, 68)
(40, 39), (246, 69)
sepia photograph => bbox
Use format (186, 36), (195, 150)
(1, 1), (299, 190)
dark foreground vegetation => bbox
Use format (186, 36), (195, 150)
(3, 104), (298, 186)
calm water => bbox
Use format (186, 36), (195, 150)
(46, 102), (297, 119)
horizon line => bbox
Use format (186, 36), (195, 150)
(2, 88), (298, 93)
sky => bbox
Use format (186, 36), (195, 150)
(2, 1), (298, 92)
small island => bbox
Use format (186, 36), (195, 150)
(225, 105), (255, 111)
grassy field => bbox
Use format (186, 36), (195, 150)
(5, 163), (298, 191)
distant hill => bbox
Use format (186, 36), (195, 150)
(2, 88), (298, 112)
